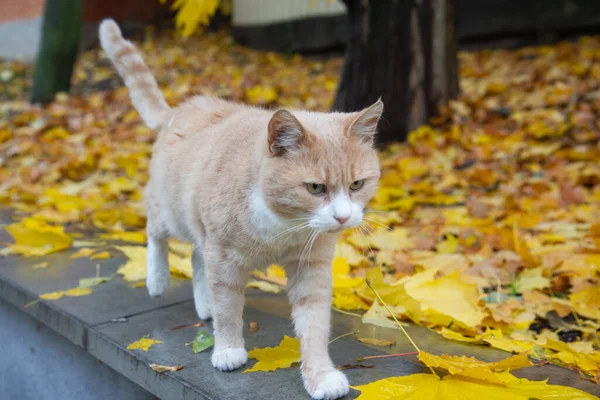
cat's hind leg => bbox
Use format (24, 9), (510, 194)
(192, 246), (212, 320)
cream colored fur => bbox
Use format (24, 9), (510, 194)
(100, 19), (382, 400)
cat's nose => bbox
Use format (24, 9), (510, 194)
(334, 215), (349, 225)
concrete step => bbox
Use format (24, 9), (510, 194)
(1, 210), (598, 399)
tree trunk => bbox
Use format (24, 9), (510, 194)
(31, 0), (83, 104)
(334, 0), (458, 143)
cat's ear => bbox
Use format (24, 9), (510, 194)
(268, 109), (306, 156)
(348, 98), (384, 144)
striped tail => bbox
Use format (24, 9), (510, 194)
(99, 19), (170, 130)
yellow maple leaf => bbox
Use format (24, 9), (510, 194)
(90, 251), (111, 260)
(335, 242), (369, 267)
(127, 337), (163, 352)
(247, 280), (282, 294)
(6, 217), (72, 256)
(65, 287), (93, 296)
(512, 221), (539, 267)
(436, 234), (460, 254)
(355, 350), (596, 399)
(172, 0), (220, 37)
(115, 246), (193, 282)
(569, 286), (600, 320)
(243, 336), (300, 373)
(266, 264), (286, 279)
(399, 157), (429, 180)
(71, 248), (96, 258)
(476, 329), (534, 353)
(99, 231), (146, 244)
(245, 85), (277, 105)
(361, 301), (407, 329)
(40, 291), (66, 300)
(332, 288), (369, 311)
(402, 269), (486, 329)
(332, 257), (363, 289)
(367, 228), (414, 250)
(39, 287), (93, 300)
(515, 267), (550, 293)
(418, 352), (532, 384)
(541, 339), (600, 378)
(353, 373), (597, 400)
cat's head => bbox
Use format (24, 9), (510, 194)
(259, 99), (383, 233)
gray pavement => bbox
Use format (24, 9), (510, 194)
(1, 209), (598, 399)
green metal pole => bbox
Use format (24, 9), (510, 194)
(31, 0), (83, 104)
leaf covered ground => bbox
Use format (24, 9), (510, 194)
(1, 28), (600, 390)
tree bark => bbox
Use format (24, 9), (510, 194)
(334, 0), (458, 143)
(31, 0), (83, 104)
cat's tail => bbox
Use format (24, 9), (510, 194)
(99, 19), (170, 130)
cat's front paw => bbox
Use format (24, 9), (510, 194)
(306, 369), (349, 400)
(211, 348), (248, 371)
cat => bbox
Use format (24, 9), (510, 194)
(99, 19), (382, 400)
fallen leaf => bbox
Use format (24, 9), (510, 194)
(354, 350), (596, 399)
(171, 321), (204, 331)
(192, 330), (214, 353)
(100, 231), (146, 244)
(417, 351), (532, 383)
(127, 337), (163, 352)
(6, 218), (72, 256)
(90, 251), (111, 260)
(39, 286), (93, 300)
(353, 372), (597, 400)
(32, 262), (49, 269)
(247, 279), (282, 293)
(515, 267), (550, 293)
(79, 276), (112, 288)
(357, 338), (395, 347)
(39, 291), (66, 300)
(244, 336), (301, 373)
(248, 321), (259, 333)
(337, 364), (374, 371)
(149, 364), (184, 373)
(64, 287), (94, 296)
(71, 248), (96, 258)
(116, 245), (193, 281)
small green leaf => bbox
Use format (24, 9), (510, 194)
(192, 330), (214, 353)
(79, 276), (112, 288)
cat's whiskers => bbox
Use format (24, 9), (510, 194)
(363, 218), (392, 231)
(298, 229), (318, 270)
(357, 224), (374, 253)
(247, 222), (310, 262)
(305, 229), (321, 270)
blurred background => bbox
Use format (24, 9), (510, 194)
(3, 0), (600, 142)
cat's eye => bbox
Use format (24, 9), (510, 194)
(350, 180), (365, 191)
(307, 183), (325, 195)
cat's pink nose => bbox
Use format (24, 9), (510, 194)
(334, 215), (349, 225)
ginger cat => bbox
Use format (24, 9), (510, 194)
(100, 19), (382, 400)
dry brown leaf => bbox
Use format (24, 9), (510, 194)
(149, 363), (184, 373)
(357, 337), (395, 347)
(248, 321), (259, 333)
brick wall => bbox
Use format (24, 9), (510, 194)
(0, 0), (45, 23)
(0, 0), (172, 24)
